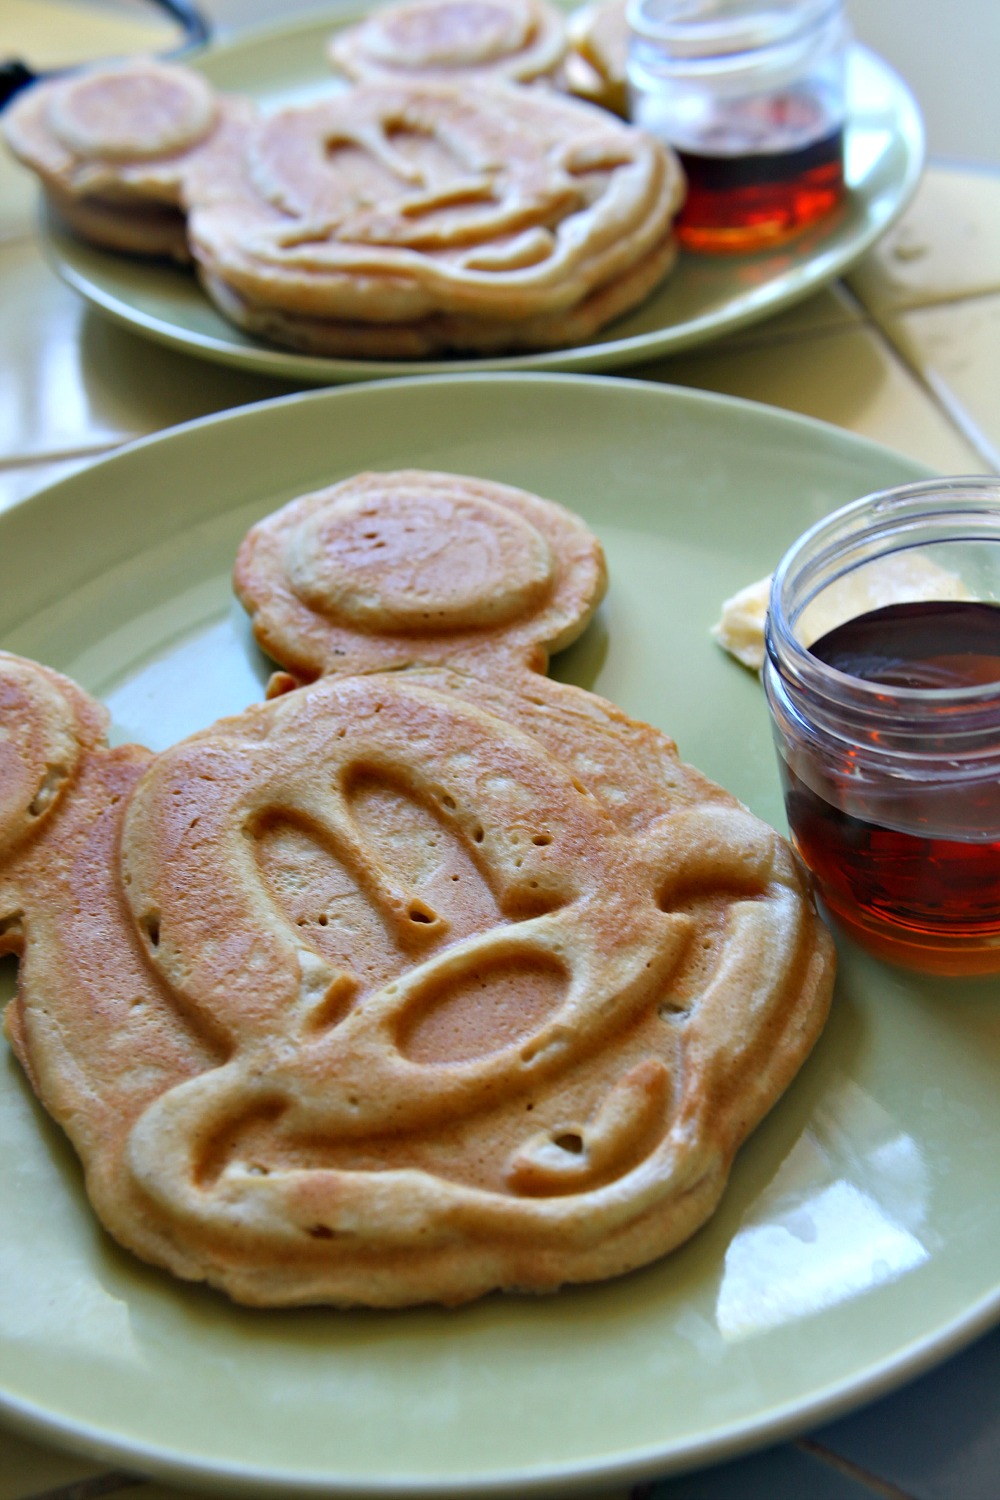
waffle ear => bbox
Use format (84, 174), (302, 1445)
(2, 58), (256, 260)
(233, 470), (607, 683)
(0, 651), (109, 863)
(328, 0), (569, 85)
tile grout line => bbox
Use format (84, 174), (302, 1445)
(0, 443), (127, 475)
(7, 1449), (920, 1500)
(895, 348), (1000, 472)
(17, 1473), (145, 1500)
(797, 1437), (921, 1499)
(917, 368), (1000, 473)
(845, 274), (1000, 321)
(854, 310), (1000, 472)
(843, 279), (1000, 471)
(702, 314), (863, 356)
(627, 1440), (921, 1500)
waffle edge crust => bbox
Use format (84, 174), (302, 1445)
(0, 472), (834, 1309)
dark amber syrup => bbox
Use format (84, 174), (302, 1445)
(676, 124), (844, 253)
(782, 599), (1000, 974)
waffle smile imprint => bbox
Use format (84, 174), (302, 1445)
(186, 79), (686, 358)
(0, 470), (834, 1308)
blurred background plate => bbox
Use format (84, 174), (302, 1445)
(39, 22), (924, 384)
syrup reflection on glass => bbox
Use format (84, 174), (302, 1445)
(626, 0), (849, 251)
(676, 115), (844, 251)
(763, 478), (1000, 976)
(631, 82), (846, 251)
(780, 599), (1000, 972)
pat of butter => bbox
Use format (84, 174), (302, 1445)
(711, 576), (772, 670)
(712, 554), (971, 673)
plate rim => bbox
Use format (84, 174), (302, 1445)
(38, 28), (925, 385)
(3, 372), (996, 1500)
(0, 367), (940, 536)
(4, 1281), (1000, 1497)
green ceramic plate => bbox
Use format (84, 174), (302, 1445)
(1, 375), (997, 1498)
(41, 25), (923, 385)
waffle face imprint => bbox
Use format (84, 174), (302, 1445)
(3, 46), (686, 357)
(0, 470), (834, 1308)
(187, 79), (685, 358)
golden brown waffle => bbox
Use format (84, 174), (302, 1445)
(233, 468), (609, 681)
(187, 78), (684, 357)
(1, 650), (834, 1307)
(0, 471), (835, 1307)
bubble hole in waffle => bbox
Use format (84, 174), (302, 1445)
(234, 468), (609, 683)
(328, 0), (569, 85)
(186, 78), (685, 358)
(1, 57), (256, 261)
(0, 639), (835, 1309)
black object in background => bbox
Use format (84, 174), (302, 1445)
(0, 0), (212, 108)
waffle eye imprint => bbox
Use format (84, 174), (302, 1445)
(0, 471), (834, 1308)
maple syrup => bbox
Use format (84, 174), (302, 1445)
(762, 477), (1000, 975)
(675, 124), (844, 252)
(626, 0), (849, 252)
(779, 601), (1000, 973)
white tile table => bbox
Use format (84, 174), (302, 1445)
(1, 6), (998, 1498)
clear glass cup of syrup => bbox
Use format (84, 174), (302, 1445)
(626, 0), (849, 252)
(763, 477), (1000, 976)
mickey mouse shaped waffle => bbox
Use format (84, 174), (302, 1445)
(0, 470), (834, 1307)
(3, 56), (685, 357)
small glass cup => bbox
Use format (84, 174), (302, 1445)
(763, 477), (1000, 976)
(626, 0), (849, 252)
